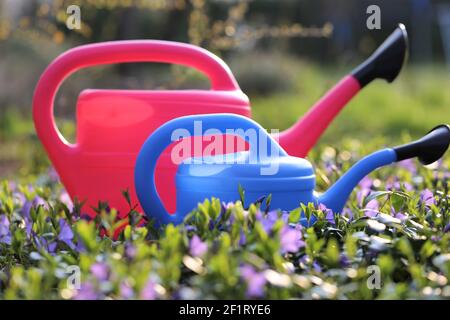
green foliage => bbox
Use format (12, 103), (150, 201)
(0, 139), (448, 300)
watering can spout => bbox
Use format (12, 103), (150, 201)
(351, 23), (408, 86)
(319, 125), (450, 213)
(279, 24), (408, 158)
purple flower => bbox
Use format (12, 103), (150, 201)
(398, 159), (417, 174)
(280, 211), (289, 223)
(74, 282), (98, 300)
(364, 199), (379, 217)
(325, 162), (337, 175)
(342, 208), (353, 220)
(319, 204), (335, 225)
(21, 201), (32, 221)
(8, 181), (17, 191)
(340, 254), (350, 267)
(261, 211), (278, 233)
(402, 182), (414, 191)
(25, 219), (32, 238)
(420, 189), (435, 207)
(239, 231), (246, 246)
(120, 282), (134, 299)
(34, 235), (57, 253)
(141, 280), (157, 300)
(312, 260), (322, 273)
(189, 235), (208, 257)
(356, 177), (374, 205)
(395, 212), (408, 221)
(359, 176), (373, 190)
(48, 166), (60, 183)
(280, 225), (304, 253)
(0, 215), (11, 245)
(240, 265), (266, 298)
(33, 196), (48, 210)
(75, 239), (86, 253)
(386, 180), (401, 191)
(444, 223), (450, 233)
(90, 262), (109, 281)
(13, 192), (26, 206)
(58, 219), (75, 249)
(59, 191), (73, 211)
(22, 196), (49, 221)
(125, 243), (137, 259)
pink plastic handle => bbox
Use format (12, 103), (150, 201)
(32, 40), (241, 158)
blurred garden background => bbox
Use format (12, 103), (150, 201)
(0, 0), (450, 179)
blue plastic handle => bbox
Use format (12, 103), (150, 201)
(135, 113), (288, 226)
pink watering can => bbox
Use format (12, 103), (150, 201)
(33, 24), (408, 218)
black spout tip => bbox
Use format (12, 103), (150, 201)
(352, 23), (409, 87)
(394, 124), (450, 165)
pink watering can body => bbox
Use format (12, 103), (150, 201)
(33, 25), (408, 218)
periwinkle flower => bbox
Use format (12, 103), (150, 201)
(364, 199), (379, 218)
(444, 223), (450, 233)
(261, 210), (278, 233)
(120, 282), (134, 299)
(403, 182), (414, 191)
(340, 254), (350, 267)
(90, 262), (109, 281)
(398, 159), (417, 174)
(48, 166), (60, 183)
(280, 211), (289, 224)
(34, 235), (57, 254)
(319, 204), (335, 225)
(280, 225), (304, 254)
(240, 264), (266, 298)
(312, 261), (322, 273)
(189, 235), (208, 257)
(420, 189), (435, 207)
(238, 231), (246, 246)
(22, 196), (49, 221)
(33, 196), (48, 209)
(58, 218), (75, 249)
(342, 208), (353, 220)
(8, 181), (17, 191)
(0, 215), (11, 245)
(125, 243), (137, 259)
(59, 191), (73, 211)
(141, 280), (157, 300)
(75, 239), (87, 253)
(13, 191), (26, 207)
(395, 212), (408, 221)
(356, 176), (373, 204)
(359, 176), (373, 190)
(386, 180), (401, 191)
(74, 282), (98, 300)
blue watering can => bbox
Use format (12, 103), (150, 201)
(135, 114), (450, 226)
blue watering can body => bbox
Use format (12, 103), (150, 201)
(135, 114), (450, 227)
(175, 152), (317, 220)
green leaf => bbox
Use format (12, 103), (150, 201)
(238, 184), (245, 205)
(390, 191), (409, 213)
(288, 208), (301, 224)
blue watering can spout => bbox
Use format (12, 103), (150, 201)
(319, 125), (450, 213)
(318, 149), (397, 213)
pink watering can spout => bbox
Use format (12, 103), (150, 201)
(279, 24), (408, 157)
